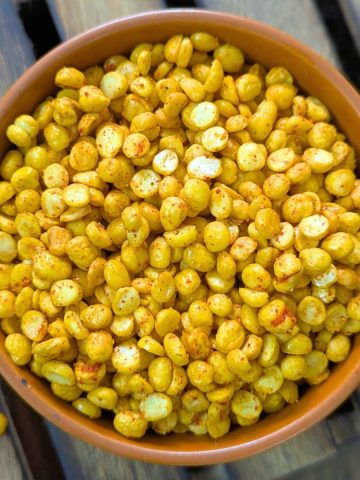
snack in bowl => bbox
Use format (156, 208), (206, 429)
(1, 30), (360, 442)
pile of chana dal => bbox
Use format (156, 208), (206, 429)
(1, 32), (360, 440)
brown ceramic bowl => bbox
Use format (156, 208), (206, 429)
(0, 9), (360, 466)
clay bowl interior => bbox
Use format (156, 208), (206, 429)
(0, 9), (360, 466)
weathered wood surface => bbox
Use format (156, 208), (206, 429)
(280, 438), (360, 480)
(0, 435), (24, 480)
(196, 0), (340, 66)
(0, 0), (35, 96)
(47, 0), (165, 40)
(190, 400), (360, 480)
(226, 423), (337, 479)
(47, 424), (190, 480)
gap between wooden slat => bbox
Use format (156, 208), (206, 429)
(17, 0), (61, 58)
(315, 0), (360, 87)
(338, 0), (360, 54)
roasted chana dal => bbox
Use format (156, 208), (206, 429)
(0, 412), (8, 436)
(1, 32), (360, 440)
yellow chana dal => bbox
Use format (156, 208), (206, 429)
(1, 32), (360, 441)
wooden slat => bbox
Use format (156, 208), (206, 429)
(327, 410), (360, 446)
(225, 422), (337, 480)
(188, 408), (360, 480)
(46, 0), (165, 40)
(338, 0), (360, 53)
(0, 436), (24, 480)
(0, 0), (35, 96)
(325, 394), (360, 447)
(46, 423), (189, 480)
(279, 438), (360, 480)
(196, 0), (340, 65)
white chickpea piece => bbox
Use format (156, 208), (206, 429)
(303, 148), (334, 173)
(96, 123), (125, 158)
(100, 71), (128, 99)
(311, 264), (337, 288)
(63, 183), (91, 208)
(237, 143), (266, 171)
(139, 393), (173, 421)
(51, 279), (83, 307)
(187, 156), (222, 180)
(41, 188), (66, 218)
(0, 232), (17, 262)
(267, 148), (296, 172)
(311, 285), (336, 304)
(201, 126), (229, 152)
(112, 343), (141, 374)
(299, 214), (329, 240)
(190, 101), (219, 130)
(152, 149), (179, 175)
(130, 169), (161, 198)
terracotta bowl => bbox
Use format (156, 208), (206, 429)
(0, 9), (360, 466)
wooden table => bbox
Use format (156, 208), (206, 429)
(1, 1), (360, 479)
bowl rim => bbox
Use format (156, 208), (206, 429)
(0, 8), (360, 466)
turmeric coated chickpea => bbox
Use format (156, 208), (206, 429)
(0, 413), (8, 436)
(203, 221), (230, 252)
(214, 43), (244, 73)
(255, 208), (281, 239)
(241, 263), (272, 291)
(325, 169), (355, 197)
(235, 74), (262, 102)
